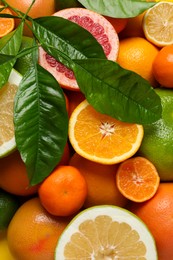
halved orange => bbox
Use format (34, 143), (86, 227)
(68, 100), (144, 164)
(0, 5), (14, 38)
(116, 156), (160, 202)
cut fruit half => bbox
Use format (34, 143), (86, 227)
(68, 100), (144, 164)
(116, 157), (160, 202)
(55, 205), (158, 259)
(39, 7), (119, 90)
(0, 69), (22, 158)
(0, 5), (14, 38)
(143, 2), (173, 47)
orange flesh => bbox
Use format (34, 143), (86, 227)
(74, 105), (141, 159)
(0, 6), (14, 37)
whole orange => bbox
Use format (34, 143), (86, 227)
(7, 197), (73, 260)
(5, 0), (56, 36)
(153, 45), (173, 88)
(129, 183), (173, 260)
(38, 165), (87, 216)
(69, 153), (127, 208)
(0, 151), (38, 196)
(117, 37), (159, 87)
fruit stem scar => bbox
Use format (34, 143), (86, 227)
(99, 121), (115, 138)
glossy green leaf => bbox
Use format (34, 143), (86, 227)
(32, 16), (106, 67)
(77, 0), (156, 18)
(72, 59), (162, 124)
(0, 22), (23, 88)
(14, 63), (68, 185)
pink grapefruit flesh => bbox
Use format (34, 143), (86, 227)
(39, 8), (119, 90)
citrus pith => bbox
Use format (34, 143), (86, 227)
(0, 69), (22, 158)
(143, 2), (173, 47)
(69, 100), (144, 165)
(55, 205), (158, 259)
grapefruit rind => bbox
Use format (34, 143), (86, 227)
(55, 205), (158, 259)
(143, 2), (173, 47)
(0, 69), (22, 158)
(69, 100), (144, 164)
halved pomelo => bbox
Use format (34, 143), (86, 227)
(0, 69), (22, 158)
(39, 8), (119, 90)
(55, 205), (158, 259)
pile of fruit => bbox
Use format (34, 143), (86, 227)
(0, 0), (173, 259)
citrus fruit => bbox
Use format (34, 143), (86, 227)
(39, 7), (119, 90)
(104, 16), (128, 34)
(55, 205), (158, 259)
(69, 152), (127, 208)
(152, 45), (173, 88)
(38, 165), (87, 216)
(0, 150), (39, 196)
(0, 69), (22, 158)
(119, 12), (145, 38)
(14, 36), (34, 75)
(129, 183), (173, 260)
(0, 5), (14, 38)
(7, 197), (73, 260)
(0, 189), (19, 230)
(138, 88), (173, 181)
(116, 156), (160, 202)
(65, 90), (85, 117)
(0, 231), (15, 260)
(68, 99), (144, 165)
(5, 0), (56, 36)
(117, 37), (159, 87)
(143, 2), (173, 47)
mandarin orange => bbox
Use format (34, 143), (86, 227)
(153, 45), (173, 88)
(38, 165), (87, 216)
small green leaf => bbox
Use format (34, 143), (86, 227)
(32, 16), (106, 65)
(77, 0), (156, 18)
(14, 63), (68, 185)
(73, 58), (162, 124)
(0, 22), (23, 88)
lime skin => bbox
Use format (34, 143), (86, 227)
(139, 88), (173, 181)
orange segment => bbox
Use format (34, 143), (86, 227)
(116, 156), (160, 202)
(69, 100), (144, 164)
(0, 5), (14, 38)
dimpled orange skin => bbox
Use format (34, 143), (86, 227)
(153, 45), (173, 88)
(129, 183), (173, 260)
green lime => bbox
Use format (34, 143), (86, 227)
(0, 189), (19, 230)
(139, 88), (173, 181)
(55, 205), (158, 259)
(14, 36), (34, 76)
(55, 0), (83, 10)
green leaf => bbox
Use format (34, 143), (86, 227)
(77, 0), (156, 18)
(72, 59), (162, 124)
(0, 22), (23, 88)
(14, 63), (68, 185)
(32, 16), (106, 66)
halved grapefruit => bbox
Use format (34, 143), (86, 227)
(39, 8), (119, 90)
